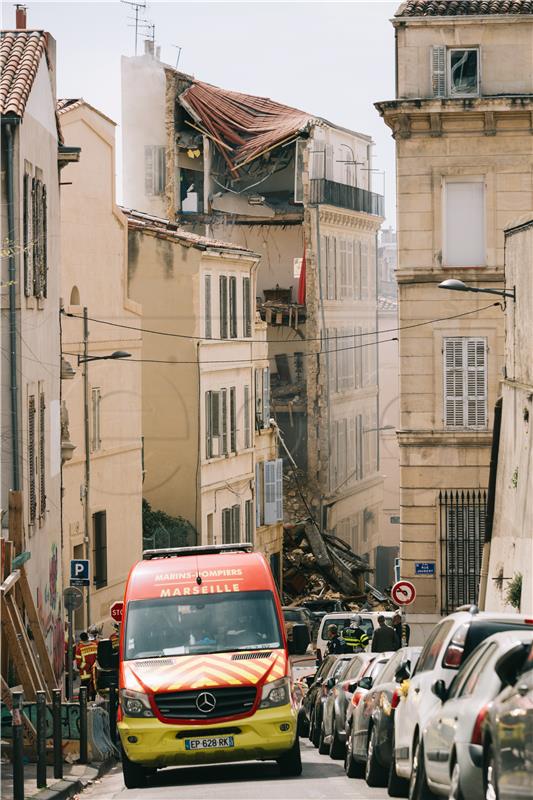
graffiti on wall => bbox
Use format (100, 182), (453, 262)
(36, 542), (63, 680)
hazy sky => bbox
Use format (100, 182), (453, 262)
(2, 0), (398, 223)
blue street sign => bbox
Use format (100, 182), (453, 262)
(415, 562), (435, 576)
(70, 559), (90, 587)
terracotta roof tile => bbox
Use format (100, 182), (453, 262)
(396, 0), (533, 16)
(0, 30), (48, 116)
(56, 97), (84, 115)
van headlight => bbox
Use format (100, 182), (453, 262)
(259, 677), (290, 709)
(120, 688), (154, 717)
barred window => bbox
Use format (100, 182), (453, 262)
(39, 391), (46, 517)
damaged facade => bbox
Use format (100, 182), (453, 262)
(122, 47), (388, 581)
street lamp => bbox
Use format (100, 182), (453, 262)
(438, 278), (515, 302)
(78, 306), (131, 626)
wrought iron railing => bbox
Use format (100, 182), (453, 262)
(439, 489), (487, 615)
(309, 179), (385, 217)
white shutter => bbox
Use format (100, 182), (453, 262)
(243, 276), (251, 338)
(347, 239), (354, 297)
(274, 458), (283, 522)
(144, 146), (154, 195)
(338, 419), (347, 485)
(356, 414), (364, 479)
(244, 385), (250, 448)
(264, 461), (277, 524)
(330, 421), (338, 491)
(255, 462), (262, 528)
(327, 236), (336, 300)
(339, 237), (347, 299)
(325, 143), (334, 180)
(361, 242), (368, 298)
(466, 338), (487, 428)
(205, 391), (212, 457)
(348, 417), (356, 478)
(204, 275), (212, 338)
(354, 241), (361, 299)
(432, 46), (446, 97)
(444, 338), (464, 427)
(230, 386), (237, 452)
(231, 504), (241, 543)
(219, 276), (228, 339)
(320, 235), (327, 291)
(262, 367), (270, 428)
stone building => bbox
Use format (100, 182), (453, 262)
(121, 48), (385, 560)
(0, 16), (72, 677)
(124, 210), (284, 578)
(58, 99), (143, 634)
(376, 0), (533, 621)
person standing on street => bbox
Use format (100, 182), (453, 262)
(325, 624), (345, 654)
(342, 615), (370, 653)
(75, 631), (98, 699)
(393, 612), (411, 647)
(371, 615), (399, 653)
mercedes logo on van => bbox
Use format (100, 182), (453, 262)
(196, 691), (217, 714)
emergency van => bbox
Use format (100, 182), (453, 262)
(118, 544), (309, 788)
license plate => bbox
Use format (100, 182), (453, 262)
(185, 736), (235, 751)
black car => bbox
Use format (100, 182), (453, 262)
(302, 654), (353, 747)
(345, 646), (421, 786)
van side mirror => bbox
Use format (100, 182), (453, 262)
(97, 639), (116, 671)
(431, 679), (448, 703)
(288, 623), (310, 656)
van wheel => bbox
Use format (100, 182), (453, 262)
(121, 745), (149, 789)
(277, 736), (302, 777)
(365, 725), (386, 787)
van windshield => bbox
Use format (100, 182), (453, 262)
(124, 590), (282, 660)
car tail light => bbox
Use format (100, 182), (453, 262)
(471, 704), (489, 745)
(524, 619), (533, 625)
(443, 643), (464, 668)
(391, 690), (400, 710)
(352, 691), (363, 707)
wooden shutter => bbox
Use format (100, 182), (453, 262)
(243, 277), (251, 338)
(274, 458), (283, 522)
(255, 462), (262, 528)
(156, 146), (166, 195)
(42, 184), (47, 298)
(444, 338), (465, 427)
(28, 395), (36, 524)
(263, 461), (277, 524)
(245, 499), (253, 543)
(466, 338), (487, 428)
(231, 504), (241, 543)
(244, 385), (251, 448)
(39, 392), (46, 517)
(219, 276), (228, 338)
(230, 387), (237, 452)
(221, 389), (228, 454)
(432, 46), (446, 97)
(23, 173), (33, 297)
(204, 275), (212, 338)
(93, 511), (107, 588)
(32, 178), (41, 297)
(262, 367), (270, 428)
(205, 391), (212, 458)
(144, 146), (154, 195)
(229, 276), (237, 338)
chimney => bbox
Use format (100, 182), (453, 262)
(15, 4), (27, 29)
(144, 39), (154, 57)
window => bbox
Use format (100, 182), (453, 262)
(205, 389), (227, 458)
(415, 620), (455, 674)
(444, 180), (485, 266)
(243, 277), (252, 338)
(204, 275), (212, 339)
(24, 173), (47, 299)
(263, 459), (283, 525)
(69, 286), (80, 306)
(230, 387), (237, 453)
(222, 504), (240, 543)
(145, 145), (166, 196)
(432, 47), (479, 97)
(28, 395), (37, 525)
(38, 390), (46, 517)
(244, 385), (251, 449)
(229, 276), (237, 338)
(93, 510), (107, 589)
(444, 338), (487, 429)
(254, 367), (270, 430)
(244, 499), (253, 543)
(219, 276), (228, 339)
(91, 387), (102, 451)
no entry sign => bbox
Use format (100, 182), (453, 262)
(391, 580), (416, 607)
(110, 601), (124, 623)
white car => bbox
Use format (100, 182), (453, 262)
(393, 609), (533, 800)
(316, 611), (397, 659)
(422, 629), (533, 799)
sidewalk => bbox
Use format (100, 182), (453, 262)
(0, 757), (115, 800)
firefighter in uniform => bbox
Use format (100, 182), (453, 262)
(75, 631), (97, 699)
(110, 622), (120, 656)
(342, 615), (370, 653)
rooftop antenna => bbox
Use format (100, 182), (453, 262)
(121, 0), (147, 56)
(172, 45), (182, 70)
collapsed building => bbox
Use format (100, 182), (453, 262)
(121, 44), (392, 586)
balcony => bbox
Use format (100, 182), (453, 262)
(310, 179), (384, 217)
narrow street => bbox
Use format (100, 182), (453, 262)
(83, 740), (389, 800)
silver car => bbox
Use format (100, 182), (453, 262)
(422, 629), (533, 799)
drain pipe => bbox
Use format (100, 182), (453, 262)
(478, 396), (502, 610)
(5, 121), (21, 490)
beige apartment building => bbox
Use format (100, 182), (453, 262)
(121, 49), (386, 576)
(1, 22), (67, 678)
(124, 211), (284, 578)
(377, 0), (533, 618)
(483, 219), (533, 616)
(59, 99), (143, 633)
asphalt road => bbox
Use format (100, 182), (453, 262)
(83, 740), (389, 799)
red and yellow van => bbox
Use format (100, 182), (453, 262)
(117, 544), (309, 787)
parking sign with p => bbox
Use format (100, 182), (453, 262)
(70, 559), (90, 587)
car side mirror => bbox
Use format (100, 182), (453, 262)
(97, 638), (116, 671)
(395, 666), (410, 683)
(358, 676), (372, 690)
(431, 679), (448, 703)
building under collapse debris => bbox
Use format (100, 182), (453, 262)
(122, 43), (390, 582)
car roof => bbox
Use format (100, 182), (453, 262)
(444, 611), (533, 624)
(470, 628), (533, 648)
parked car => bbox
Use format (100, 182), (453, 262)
(299, 654), (336, 738)
(320, 652), (381, 759)
(315, 611), (397, 660)
(393, 609), (533, 800)
(304, 654), (353, 747)
(422, 629), (533, 799)
(342, 646), (421, 788)
(482, 638), (533, 800)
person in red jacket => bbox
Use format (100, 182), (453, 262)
(75, 632), (97, 699)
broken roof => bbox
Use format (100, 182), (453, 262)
(122, 207), (257, 256)
(178, 79), (370, 176)
(0, 30), (47, 116)
(395, 0), (533, 16)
